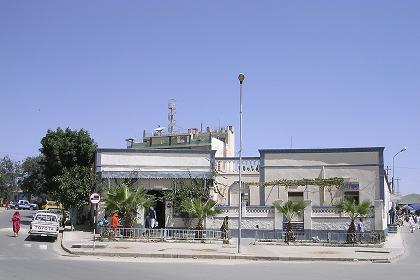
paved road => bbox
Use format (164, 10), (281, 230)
(0, 209), (419, 280)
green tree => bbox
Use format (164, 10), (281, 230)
(40, 127), (96, 202)
(103, 184), (154, 228)
(273, 200), (306, 243)
(181, 198), (221, 230)
(53, 166), (96, 209)
(0, 156), (21, 199)
(20, 156), (46, 198)
(163, 179), (210, 217)
(335, 198), (371, 243)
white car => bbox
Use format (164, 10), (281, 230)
(29, 212), (59, 240)
(49, 208), (70, 226)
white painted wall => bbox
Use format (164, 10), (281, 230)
(262, 151), (381, 207)
(96, 150), (212, 173)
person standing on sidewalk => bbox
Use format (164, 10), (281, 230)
(357, 218), (365, 242)
(389, 207), (396, 224)
(220, 216), (229, 244)
(111, 212), (119, 238)
(149, 207), (157, 228)
(11, 211), (21, 237)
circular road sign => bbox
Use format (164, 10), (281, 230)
(89, 193), (101, 204)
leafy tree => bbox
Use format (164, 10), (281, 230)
(0, 156), (22, 199)
(335, 198), (371, 243)
(273, 200), (306, 243)
(53, 166), (96, 209)
(181, 198), (221, 230)
(163, 179), (210, 217)
(103, 184), (154, 228)
(40, 127), (96, 203)
(20, 156), (46, 198)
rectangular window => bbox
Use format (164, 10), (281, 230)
(288, 192), (304, 202)
(287, 192), (304, 221)
(343, 182), (360, 204)
(344, 191), (359, 204)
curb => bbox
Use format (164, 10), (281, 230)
(60, 246), (392, 263)
(60, 231), (398, 263)
(387, 239), (406, 263)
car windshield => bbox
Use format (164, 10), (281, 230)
(35, 214), (57, 222)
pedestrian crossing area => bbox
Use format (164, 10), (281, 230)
(1, 226), (55, 255)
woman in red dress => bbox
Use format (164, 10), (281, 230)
(12, 211), (21, 237)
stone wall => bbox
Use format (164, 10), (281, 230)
(312, 217), (374, 231)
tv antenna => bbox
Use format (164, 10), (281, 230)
(168, 99), (176, 135)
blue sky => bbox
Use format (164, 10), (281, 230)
(1, 1), (418, 194)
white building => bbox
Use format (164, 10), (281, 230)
(96, 126), (393, 236)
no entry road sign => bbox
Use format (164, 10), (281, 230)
(89, 193), (101, 204)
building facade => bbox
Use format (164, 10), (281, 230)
(96, 126), (392, 236)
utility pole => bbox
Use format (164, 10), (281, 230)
(385, 166), (391, 178)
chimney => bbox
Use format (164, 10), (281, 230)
(125, 138), (135, 148)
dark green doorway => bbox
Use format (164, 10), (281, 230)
(147, 190), (165, 228)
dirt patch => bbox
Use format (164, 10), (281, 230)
(313, 251), (339, 255)
(189, 248), (218, 253)
(113, 246), (129, 249)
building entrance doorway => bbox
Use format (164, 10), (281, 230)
(147, 190), (165, 228)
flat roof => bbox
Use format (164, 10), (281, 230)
(97, 148), (216, 156)
(259, 147), (384, 154)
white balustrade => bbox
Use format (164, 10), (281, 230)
(215, 158), (260, 174)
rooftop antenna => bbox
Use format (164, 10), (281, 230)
(168, 99), (176, 135)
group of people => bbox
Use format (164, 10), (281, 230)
(105, 207), (158, 238)
(389, 207), (420, 233)
(397, 213), (420, 233)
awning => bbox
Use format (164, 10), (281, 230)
(98, 171), (213, 179)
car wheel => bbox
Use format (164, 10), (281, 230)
(30, 207), (34, 210)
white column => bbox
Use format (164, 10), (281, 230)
(304, 200), (312, 231)
(273, 200), (283, 230)
(374, 200), (384, 231)
(136, 206), (145, 228)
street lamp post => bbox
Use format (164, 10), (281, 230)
(392, 147), (407, 195)
(237, 72), (245, 254)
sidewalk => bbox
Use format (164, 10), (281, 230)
(61, 229), (405, 263)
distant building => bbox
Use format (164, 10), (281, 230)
(126, 125), (235, 158)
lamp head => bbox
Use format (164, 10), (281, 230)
(401, 147), (407, 152)
(238, 73), (245, 83)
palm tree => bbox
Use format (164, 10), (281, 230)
(103, 184), (154, 228)
(273, 200), (306, 243)
(335, 198), (371, 243)
(181, 198), (221, 230)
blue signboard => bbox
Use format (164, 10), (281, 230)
(344, 182), (359, 190)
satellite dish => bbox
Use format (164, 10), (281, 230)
(154, 127), (165, 132)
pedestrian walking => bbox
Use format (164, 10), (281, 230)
(149, 207), (157, 228)
(357, 218), (365, 242)
(11, 211), (21, 237)
(408, 215), (415, 233)
(220, 216), (229, 244)
(111, 212), (119, 238)
(417, 214), (420, 229)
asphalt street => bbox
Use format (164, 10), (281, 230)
(0, 209), (419, 280)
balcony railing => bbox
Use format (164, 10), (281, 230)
(215, 158), (260, 174)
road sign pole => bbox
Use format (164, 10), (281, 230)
(89, 193), (101, 251)
(93, 203), (96, 251)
